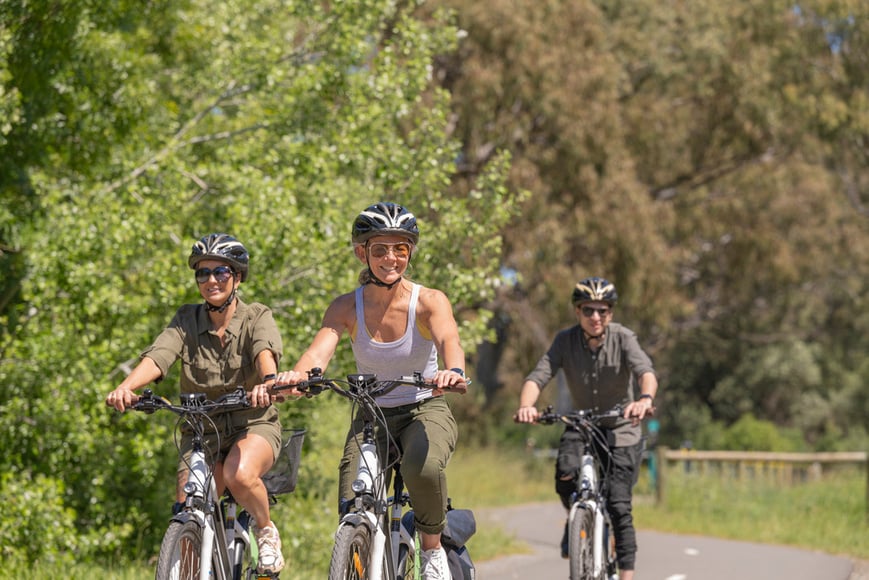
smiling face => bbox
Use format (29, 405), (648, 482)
(355, 234), (413, 285)
(575, 300), (612, 337)
(195, 258), (239, 305)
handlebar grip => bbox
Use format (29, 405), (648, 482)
(217, 387), (250, 408)
(298, 382), (325, 397)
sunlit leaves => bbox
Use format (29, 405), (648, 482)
(0, 0), (518, 565)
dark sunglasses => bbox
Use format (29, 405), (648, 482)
(195, 265), (235, 284)
(368, 242), (412, 259)
(581, 306), (611, 318)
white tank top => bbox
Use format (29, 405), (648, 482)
(351, 283), (439, 407)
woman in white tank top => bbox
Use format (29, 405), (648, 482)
(276, 202), (468, 580)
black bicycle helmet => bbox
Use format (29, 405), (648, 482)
(572, 277), (618, 305)
(188, 233), (250, 282)
(351, 202), (419, 245)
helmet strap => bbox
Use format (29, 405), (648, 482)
(364, 268), (402, 290)
(205, 288), (237, 313)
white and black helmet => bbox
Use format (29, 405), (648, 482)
(188, 233), (250, 282)
(351, 202), (419, 245)
(572, 277), (618, 305)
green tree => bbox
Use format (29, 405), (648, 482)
(0, 0), (518, 566)
(436, 0), (868, 447)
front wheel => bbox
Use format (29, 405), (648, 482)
(156, 520), (207, 580)
(329, 524), (373, 580)
(568, 505), (596, 580)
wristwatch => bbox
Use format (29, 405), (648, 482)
(638, 393), (653, 403)
(450, 367), (465, 378)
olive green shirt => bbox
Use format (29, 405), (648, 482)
(142, 299), (283, 397)
(524, 322), (656, 446)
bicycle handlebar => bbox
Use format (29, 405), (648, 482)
(536, 405), (623, 427)
(131, 386), (251, 415)
(273, 368), (441, 400)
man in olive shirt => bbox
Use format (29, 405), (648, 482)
(514, 277), (658, 580)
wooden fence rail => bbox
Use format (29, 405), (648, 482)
(653, 447), (868, 518)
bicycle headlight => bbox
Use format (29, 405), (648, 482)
(183, 482), (198, 495)
(351, 479), (367, 493)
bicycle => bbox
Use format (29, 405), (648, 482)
(277, 369), (476, 580)
(536, 405), (623, 580)
(131, 386), (305, 580)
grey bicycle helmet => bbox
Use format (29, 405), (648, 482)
(572, 277), (618, 305)
(351, 202), (419, 245)
(188, 233), (250, 282)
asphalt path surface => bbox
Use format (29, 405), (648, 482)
(474, 502), (856, 580)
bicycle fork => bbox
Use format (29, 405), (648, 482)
(187, 447), (243, 580)
(579, 451), (610, 579)
(187, 448), (220, 580)
(593, 503), (605, 578)
(347, 433), (391, 579)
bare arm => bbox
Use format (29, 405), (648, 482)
(514, 380), (543, 423)
(292, 326), (343, 374)
(105, 356), (163, 412)
(420, 287), (468, 393)
(622, 371), (658, 423)
(274, 294), (352, 393)
(250, 348), (280, 407)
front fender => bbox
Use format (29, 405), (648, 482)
(171, 509), (207, 528)
(339, 510), (379, 531)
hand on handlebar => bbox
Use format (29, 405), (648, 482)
(271, 370), (308, 399)
(430, 368), (469, 396)
(105, 387), (140, 413)
(623, 398), (655, 426)
(250, 379), (278, 407)
(513, 406), (540, 424)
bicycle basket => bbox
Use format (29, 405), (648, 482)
(262, 429), (305, 495)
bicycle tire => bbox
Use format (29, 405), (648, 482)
(156, 520), (212, 580)
(603, 516), (618, 580)
(329, 524), (374, 580)
(568, 504), (596, 580)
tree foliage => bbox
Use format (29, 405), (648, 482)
(0, 0), (517, 566)
(436, 0), (868, 448)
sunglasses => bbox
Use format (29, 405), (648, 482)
(195, 265), (235, 285)
(581, 306), (611, 318)
(368, 242), (412, 259)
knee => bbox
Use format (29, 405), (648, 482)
(609, 499), (633, 521)
(402, 455), (441, 485)
(224, 464), (257, 492)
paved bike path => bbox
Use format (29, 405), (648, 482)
(474, 502), (856, 580)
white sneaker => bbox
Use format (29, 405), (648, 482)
(420, 547), (452, 580)
(254, 522), (285, 574)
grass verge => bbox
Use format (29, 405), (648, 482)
(450, 445), (869, 562)
(632, 465), (869, 560)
